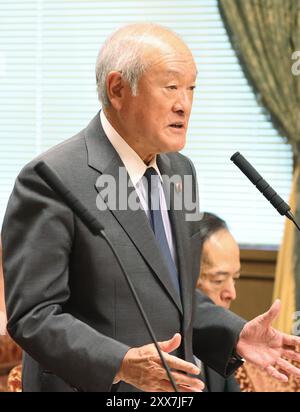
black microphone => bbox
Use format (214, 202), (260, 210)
(230, 152), (300, 231)
(34, 160), (179, 392)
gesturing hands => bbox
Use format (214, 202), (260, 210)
(114, 333), (204, 392)
(237, 299), (300, 382)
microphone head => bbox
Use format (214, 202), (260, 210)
(230, 152), (240, 162)
(230, 151), (263, 186)
(230, 152), (291, 217)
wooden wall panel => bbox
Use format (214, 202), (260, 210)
(230, 249), (277, 321)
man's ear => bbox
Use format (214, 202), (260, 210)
(106, 71), (126, 110)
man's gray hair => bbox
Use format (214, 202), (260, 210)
(95, 23), (183, 106)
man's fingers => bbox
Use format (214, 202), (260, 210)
(162, 352), (200, 376)
(265, 357), (300, 382)
(276, 358), (300, 379)
(281, 348), (300, 363)
(158, 333), (181, 354)
(178, 385), (203, 393)
(282, 332), (300, 349)
(259, 299), (281, 327)
(265, 364), (288, 382)
(160, 379), (203, 393)
(121, 338), (201, 392)
(170, 371), (204, 391)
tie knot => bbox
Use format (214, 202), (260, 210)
(144, 167), (157, 178)
(144, 167), (159, 188)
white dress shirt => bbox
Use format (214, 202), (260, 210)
(100, 110), (177, 264)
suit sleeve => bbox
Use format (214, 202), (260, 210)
(1, 162), (130, 392)
(193, 290), (246, 378)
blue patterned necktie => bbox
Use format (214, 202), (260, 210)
(144, 167), (181, 296)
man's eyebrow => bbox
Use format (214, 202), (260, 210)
(207, 269), (241, 276)
(211, 271), (230, 276)
(202, 271), (229, 277)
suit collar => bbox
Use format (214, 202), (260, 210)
(100, 110), (162, 186)
(85, 111), (172, 173)
(84, 111), (118, 174)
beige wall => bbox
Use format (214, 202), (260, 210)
(231, 249), (277, 321)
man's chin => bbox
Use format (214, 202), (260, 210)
(161, 138), (186, 153)
(218, 301), (232, 310)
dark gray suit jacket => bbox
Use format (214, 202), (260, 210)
(1, 112), (245, 392)
(205, 366), (241, 392)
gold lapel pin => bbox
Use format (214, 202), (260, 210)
(175, 182), (182, 193)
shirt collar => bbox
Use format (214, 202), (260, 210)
(100, 110), (162, 186)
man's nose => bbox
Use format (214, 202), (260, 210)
(221, 280), (236, 302)
(173, 90), (191, 114)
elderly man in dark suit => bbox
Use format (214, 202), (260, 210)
(196, 212), (241, 392)
(2, 23), (300, 392)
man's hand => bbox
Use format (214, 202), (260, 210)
(237, 299), (300, 382)
(114, 333), (204, 392)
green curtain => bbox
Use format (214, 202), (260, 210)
(218, 0), (300, 315)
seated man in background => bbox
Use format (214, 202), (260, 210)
(197, 212), (300, 392)
(196, 212), (241, 392)
(197, 213), (240, 311)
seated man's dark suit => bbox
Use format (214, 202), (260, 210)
(1, 113), (245, 392)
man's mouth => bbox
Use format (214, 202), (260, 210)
(169, 122), (184, 129)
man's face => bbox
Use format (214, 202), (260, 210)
(115, 47), (197, 162)
(196, 229), (241, 309)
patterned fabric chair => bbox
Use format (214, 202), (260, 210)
(7, 364), (22, 392)
(0, 336), (22, 370)
(236, 361), (300, 392)
(0, 335), (22, 392)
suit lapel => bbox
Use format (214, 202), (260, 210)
(84, 113), (183, 314)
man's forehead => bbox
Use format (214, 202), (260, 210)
(145, 57), (198, 80)
(142, 42), (196, 68)
(202, 248), (240, 275)
(163, 68), (198, 78)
